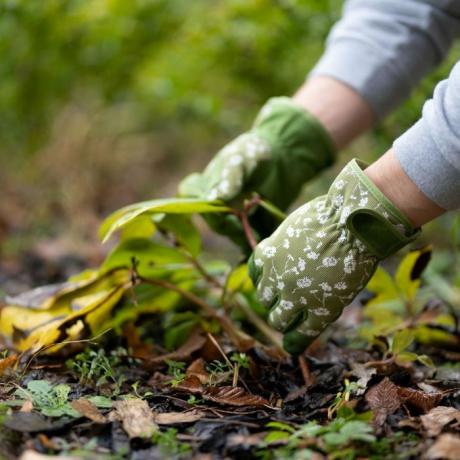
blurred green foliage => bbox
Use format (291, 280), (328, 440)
(0, 0), (457, 251)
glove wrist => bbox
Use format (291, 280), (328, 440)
(332, 159), (420, 259)
(249, 97), (336, 210)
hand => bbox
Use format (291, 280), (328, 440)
(179, 97), (335, 247)
(249, 159), (420, 354)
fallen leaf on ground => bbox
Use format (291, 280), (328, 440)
(3, 412), (72, 433)
(20, 400), (34, 413)
(426, 434), (460, 459)
(154, 410), (205, 425)
(203, 386), (269, 407)
(123, 322), (154, 360)
(186, 358), (210, 384)
(176, 375), (204, 394)
(421, 406), (460, 436)
(19, 450), (80, 460)
(111, 398), (158, 438)
(147, 330), (207, 365)
(349, 362), (376, 395)
(397, 387), (443, 413)
(365, 377), (401, 427)
(71, 399), (107, 424)
(0, 353), (17, 375)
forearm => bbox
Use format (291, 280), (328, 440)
(310, 0), (460, 120)
(365, 149), (445, 228)
(292, 76), (374, 150)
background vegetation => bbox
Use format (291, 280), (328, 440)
(0, 0), (458, 265)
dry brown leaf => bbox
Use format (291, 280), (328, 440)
(154, 410), (205, 425)
(19, 450), (80, 460)
(20, 400), (34, 413)
(112, 399), (158, 438)
(426, 434), (460, 459)
(176, 375), (204, 394)
(203, 386), (269, 407)
(421, 406), (460, 437)
(122, 322), (154, 360)
(148, 330), (207, 365)
(186, 358), (210, 384)
(349, 362), (376, 395)
(397, 387), (443, 413)
(0, 353), (17, 375)
(365, 377), (401, 427)
(71, 399), (107, 424)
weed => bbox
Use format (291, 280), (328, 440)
(165, 359), (186, 387)
(15, 380), (78, 418)
(67, 347), (127, 395)
(152, 428), (192, 458)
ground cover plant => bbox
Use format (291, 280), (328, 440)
(0, 196), (460, 460)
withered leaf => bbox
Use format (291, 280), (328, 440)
(397, 387), (443, 413)
(111, 399), (158, 438)
(154, 410), (205, 425)
(71, 399), (107, 424)
(365, 377), (401, 427)
(175, 375), (204, 394)
(186, 358), (210, 384)
(0, 353), (17, 375)
(421, 406), (460, 437)
(426, 434), (460, 460)
(203, 386), (269, 407)
(147, 330), (206, 365)
(3, 412), (72, 433)
(19, 450), (81, 460)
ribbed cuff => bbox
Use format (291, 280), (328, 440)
(310, 40), (412, 121)
(394, 119), (460, 210)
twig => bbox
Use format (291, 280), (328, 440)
(298, 355), (314, 388)
(232, 195), (262, 251)
(233, 294), (286, 355)
(134, 272), (251, 350)
(206, 332), (234, 371)
(185, 253), (223, 289)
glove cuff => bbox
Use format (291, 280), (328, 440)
(250, 97), (336, 210)
(333, 159), (420, 259)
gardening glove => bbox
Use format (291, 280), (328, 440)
(248, 159), (420, 355)
(179, 97), (335, 249)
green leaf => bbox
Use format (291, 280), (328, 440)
(87, 396), (114, 408)
(395, 351), (418, 363)
(99, 198), (230, 243)
(395, 247), (432, 302)
(264, 430), (291, 443)
(226, 264), (253, 294)
(120, 215), (157, 241)
(391, 329), (415, 354)
(156, 214), (201, 257)
(265, 421), (296, 433)
(416, 354), (435, 368)
(101, 238), (190, 278)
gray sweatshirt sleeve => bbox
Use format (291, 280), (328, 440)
(310, 0), (460, 119)
(394, 62), (460, 210)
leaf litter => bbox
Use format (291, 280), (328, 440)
(0, 198), (459, 458)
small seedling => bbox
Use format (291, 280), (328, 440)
(165, 359), (186, 387)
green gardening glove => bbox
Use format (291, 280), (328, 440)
(249, 159), (420, 355)
(179, 97), (335, 249)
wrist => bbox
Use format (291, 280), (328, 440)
(364, 149), (445, 227)
(292, 76), (374, 149)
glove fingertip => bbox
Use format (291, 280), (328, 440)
(283, 331), (314, 355)
(248, 253), (262, 286)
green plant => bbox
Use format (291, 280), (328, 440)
(262, 413), (376, 460)
(165, 359), (186, 387)
(15, 380), (78, 418)
(67, 347), (127, 395)
(152, 428), (192, 458)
